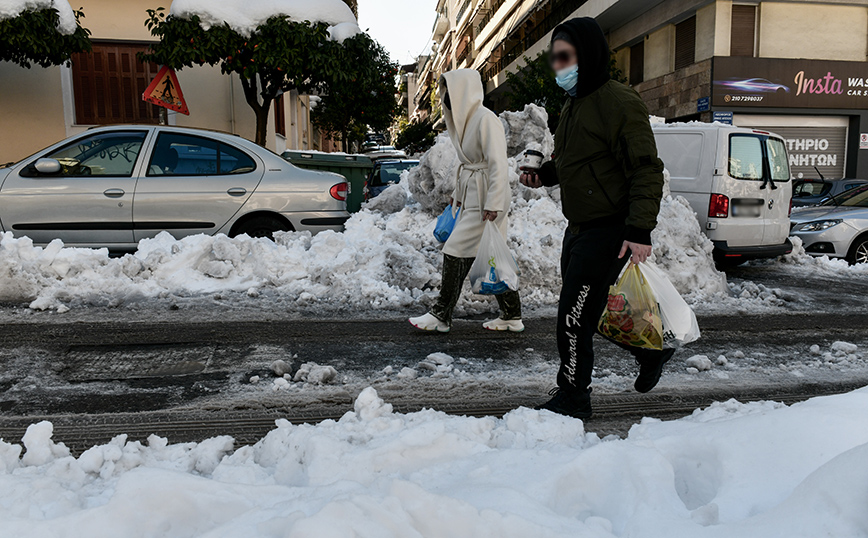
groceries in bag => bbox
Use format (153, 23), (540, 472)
(469, 221), (520, 295)
(640, 262), (701, 348)
(433, 204), (460, 243)
(598, 264), (664, 350)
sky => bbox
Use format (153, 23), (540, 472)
(357, 0), (439, 65)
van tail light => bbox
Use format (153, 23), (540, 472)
(788, 197), (793, 216)
(709, 193), (730, 218)
(330, 182), (348, 202)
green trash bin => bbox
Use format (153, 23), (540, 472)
(282, 151), (373, 213)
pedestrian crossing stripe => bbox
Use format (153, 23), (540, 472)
(142, 66), (190, 116)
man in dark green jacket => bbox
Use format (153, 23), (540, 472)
(521, 17), (674, 418)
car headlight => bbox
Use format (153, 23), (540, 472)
(796, 219), (843, 232)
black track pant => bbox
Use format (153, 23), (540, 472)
(556, 226), (668, 391)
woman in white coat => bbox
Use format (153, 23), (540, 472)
(409, 69), (523, 333)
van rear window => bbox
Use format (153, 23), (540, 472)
(729, 134), (791, 182)
(766, 138), (790, 180)
(729, 135), (764, 180)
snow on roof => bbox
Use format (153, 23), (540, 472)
(169, 0), (361, 42)
(0, 0), (77, 34)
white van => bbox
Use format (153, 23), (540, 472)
(653, 123), (793, 266)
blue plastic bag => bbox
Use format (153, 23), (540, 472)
(433, 205), (460, 243)
(470, 221), (520, 295)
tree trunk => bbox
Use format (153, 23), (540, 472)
(240, 75), (273, 148)
(254, 101), (272, 147)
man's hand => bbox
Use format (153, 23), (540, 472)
(519, 168), (543, 188)
(483, 211), (498, 222)
(619, 241), (652, 264)
(448, 197), (461, 208)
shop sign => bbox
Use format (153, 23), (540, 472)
(713, 57), (868, 109)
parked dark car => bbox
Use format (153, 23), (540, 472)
(792, 178), (868, 207)
(363, 160), (420, 200)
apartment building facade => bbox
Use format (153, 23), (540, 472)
(413, 0), (868, 180)
(0, 0), (342, 164)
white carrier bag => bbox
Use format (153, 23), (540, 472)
(640, 261), (701, 348)
(469, 221), (520, 295)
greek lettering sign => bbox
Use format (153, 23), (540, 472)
(756, 126), (847, 179)
(713, 111), (733, 124)
(713, 56), (868, 109)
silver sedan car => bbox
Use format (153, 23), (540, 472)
(0, 125), (350, 249)
(790, 184), (868, 264)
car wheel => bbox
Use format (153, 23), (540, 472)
(847, 235), (868, 265)
(231, 215), (291, 241)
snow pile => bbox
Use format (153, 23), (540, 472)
(169, 0), (361, 42)
(0, 0), (77, 34)
(685, 354), (714, 372)
(776, 236), (868, 276)
(0, 104), (739, 312)
(293, 361), (338, 384)
(650, 176), (729, 298)
(2, 387), (868, 536)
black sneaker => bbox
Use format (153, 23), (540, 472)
(535, 387), (593, 419)
(634, 348), (676, 393)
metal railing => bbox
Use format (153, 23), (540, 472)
(456, 0), (472, 23)
(482, 0), (589, 81)
(476, 0), (507, 34)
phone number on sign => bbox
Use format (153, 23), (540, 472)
(725, 95), (764, 103)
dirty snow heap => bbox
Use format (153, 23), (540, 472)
(0, 104), (731, 312)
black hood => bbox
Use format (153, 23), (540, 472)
(551, 17), (610, 98)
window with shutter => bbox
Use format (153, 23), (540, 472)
(630, 41), (644, 85)
(674, 16), (696, 71)
(730, 5), (757, 57)
(274, 94), (286, 137)
(71, 42), (162, 125)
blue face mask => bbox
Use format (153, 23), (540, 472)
(555, 64), (579, 94)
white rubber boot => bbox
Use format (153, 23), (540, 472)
(483, 318), (525, 332)
(409, 313), (450, 333)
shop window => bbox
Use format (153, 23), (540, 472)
(674, 16), (696, 71)
(71, 42), (162, 125)
(274, 94), (286, 137)
(630, 41), (644, 85)
(730, 5), (757, 57)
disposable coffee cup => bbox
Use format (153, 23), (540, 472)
(520, 149), (544, 170)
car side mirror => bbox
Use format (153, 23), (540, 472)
(34, 158), (62, 175)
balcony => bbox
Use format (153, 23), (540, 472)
(476, 0), (507, 35)
(433, 9), (449, 41)
(482, 0), (591, 81)
(455, 32), (473, 67)
(455, 0), (472, 25)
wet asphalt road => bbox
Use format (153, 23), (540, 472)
(0, 262), (866, 449)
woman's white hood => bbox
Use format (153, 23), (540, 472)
(440, 69), (485, 155)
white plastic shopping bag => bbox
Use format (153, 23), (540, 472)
(640, 261), (701, 348)
(469, 221), (520, 295)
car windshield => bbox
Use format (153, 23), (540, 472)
(823, 184), (868, 207)
(794, 181), (831, 197)
(370, 162), (418, 186)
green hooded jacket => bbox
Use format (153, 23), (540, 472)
(539, 18), (664, 245)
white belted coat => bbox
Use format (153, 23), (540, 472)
(440, 70), (511, 259)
